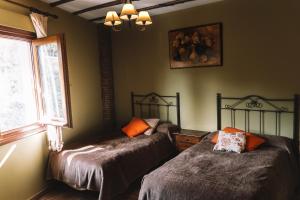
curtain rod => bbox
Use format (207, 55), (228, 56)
(4, 0), (58, 19)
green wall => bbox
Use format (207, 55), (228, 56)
(112, 0), (300, 134)
(0, 1), (102, 199)
(0, 0), (299, 199)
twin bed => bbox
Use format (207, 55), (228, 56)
(47, 92), (299, 200)
(139, 133), (298, 200)
(47, 92), (180, 200)
(139, 93), (299, 200)
(47, 132), (175, 200)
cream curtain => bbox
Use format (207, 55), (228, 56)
(40, 44), (64, 151)
(47, 125), (64, 152)
(30, 13), (64, 151)
(30, 12), (48, 38)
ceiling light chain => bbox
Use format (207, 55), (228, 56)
(104, 0), (152, 31)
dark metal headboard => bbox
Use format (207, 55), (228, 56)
(217, 93), (299, 143)
(131, 92), (181, 128)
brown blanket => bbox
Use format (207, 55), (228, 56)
(139, 133), (299, 200)
(47, 132), (176, 200)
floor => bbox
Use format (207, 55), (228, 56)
(37, 180), (300, 200)
(296, 187), (300, 200)
(37, 180), (140, 200)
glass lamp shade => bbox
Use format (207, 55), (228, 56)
(120, 3), (138, 20)
(104, 11), (122, 26)
(136, 11), (152, 26)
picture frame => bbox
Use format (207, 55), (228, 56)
(168, 22), (223, 69)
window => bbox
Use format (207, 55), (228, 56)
(32, 35), (72, 127)
(0, 26), (71, 145)
(0, 37), (37, 133)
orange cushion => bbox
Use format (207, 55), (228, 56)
(212, 127), (266, 151)
(122, 117), (150, 138)
(223, 127), (244, 133)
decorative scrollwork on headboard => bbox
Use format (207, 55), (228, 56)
(246, 99), (263, 109)
(216, 93), (299, 144)
(149, 95), (159, 104)
(135, 93), (174, 106)
(224, 104), (232, 109)
(131, 92), (181, 128)
(223, 95), (291, 112)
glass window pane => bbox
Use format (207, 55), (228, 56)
(37, 43), (65, 120)
(0, 37), (37, 133)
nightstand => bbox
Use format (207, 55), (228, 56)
(172, 129), (209, 151)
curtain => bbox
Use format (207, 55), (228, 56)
(47, 125), (63, 152)
(30, 12), (64, 151)
(30, 12), (48, 38)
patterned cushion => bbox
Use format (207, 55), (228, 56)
(213, 131), (246, 153)
(211, 127), (266, 151)
(144, 119), (160, 135)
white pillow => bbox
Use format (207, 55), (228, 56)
(144, 119), (160, 135)
(213, 131), (246, 153)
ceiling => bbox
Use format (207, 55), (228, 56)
(40, 0), (222, 23)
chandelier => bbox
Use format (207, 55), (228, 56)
(104, 0), (152, 31)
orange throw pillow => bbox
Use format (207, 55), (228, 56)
(212, 127), (266, 151)
(211, 133), (219, 144)
(223, 127), (243, 133)
(245, 133), (266, 151)
(122, 117), (150, 138)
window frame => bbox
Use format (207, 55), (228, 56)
(0, 26), (45, 145)
(32, 34), (73, 128)
(0, 26), (72, 146)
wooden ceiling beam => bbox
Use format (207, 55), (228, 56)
(137, 0), (197, 12)
(89, 0), (197, 22)
(4, 0), (58, 18)
(72, 0), (141, 16)
(73, 0), (122, 15)
(50, 0), (76, 7)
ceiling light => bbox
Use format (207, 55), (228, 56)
(104, 0), (152, 31)
(104, 11), (122, 26)
(136, 11), (152, 31)
(120, 2), (138, 21)
(136, 11), (152, 26)
(104, 11), (122, 31)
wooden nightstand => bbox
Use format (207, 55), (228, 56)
(172, 129), (209, 151)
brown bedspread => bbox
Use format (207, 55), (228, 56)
(139, 133), (299, 200)
(47, 132), (176, 200)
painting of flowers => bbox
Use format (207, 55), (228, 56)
(169, 23), (222, 69)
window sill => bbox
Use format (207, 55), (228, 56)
(0, 124), (46, 146)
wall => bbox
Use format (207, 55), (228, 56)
(112, 0), (300, 135)
(0, 1), (102, 199)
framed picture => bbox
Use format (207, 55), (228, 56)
(169, 22), (222, 69)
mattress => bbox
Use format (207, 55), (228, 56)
(47, 132), (176, 200)
(139, 133), (299, 200)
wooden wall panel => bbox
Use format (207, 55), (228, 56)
(99, 25), (116, 131)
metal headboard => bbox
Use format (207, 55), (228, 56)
(131, 92), (181, 128)
(217, 93), (299, 143)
